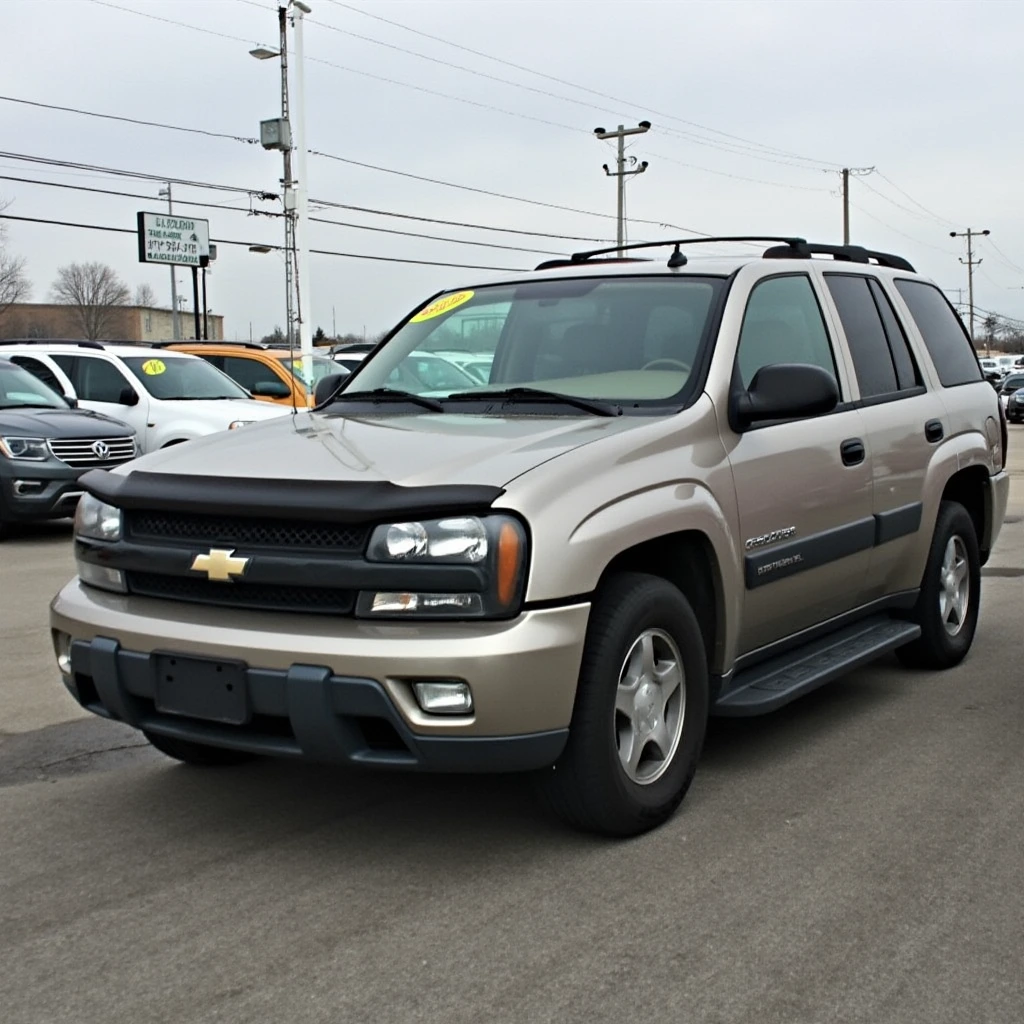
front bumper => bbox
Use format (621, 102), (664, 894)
(50, 580), (590, 771)
(0, 463), (86, 522)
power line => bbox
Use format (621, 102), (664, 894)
(857, 176), (952, 226)
(0, 213), (528, 272)
(0, 174), (565, 255)
(645, 150), (831, 192)
(874, 171), (954, 226)
(322, 0), (844, 169)
(847, 200), (958, 255)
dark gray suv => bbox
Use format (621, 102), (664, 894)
(0, 359), (136, 538)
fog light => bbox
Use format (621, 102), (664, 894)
(412, 681), (473, 715)
(13, 479), (44, 495)
(77, 560), (127, 594)
(367, 592), (483, 615)
(53, 630), (73, 676)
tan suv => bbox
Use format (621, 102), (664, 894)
(50, 237), (1010, 836)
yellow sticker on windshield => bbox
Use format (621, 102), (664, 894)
(141, 358), (166, 376)
(409, 290), (474, 323)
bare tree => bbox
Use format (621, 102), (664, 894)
(0, 198), (30, 315)
(134, 282), (158, 307)
(51, 262), (130, 340)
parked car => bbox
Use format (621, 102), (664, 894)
(168, 343), (340, 407)
(51, 236), (1009, 836)
(433, 350), (495, 384)
(1007, 388), (1024, 424)
(0, 342), (289, 452)
(331, 349), (368, 375)
(0, 358), (136, 538)
(997, 372), (1024, 409)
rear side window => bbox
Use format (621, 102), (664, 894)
(9, 355), (65, 394)
(894, 280), (982, 386)
(74, 357), (132, 403)
(825, 275), (898, 397)
(868, 280), (919, 391)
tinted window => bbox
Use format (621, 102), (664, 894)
(825, 275), (898, 397)
(223, 356), (283, 392)
(9, 355), (65, 394)
(868, 280), (919, 390)
(121, 356), (250, 400)
(75, 357), (132, 404)
(894, 281), (982, 386)
(737, 275), (837, 389)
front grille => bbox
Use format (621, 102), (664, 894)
(49, 436), (137, 467)
(126, 572), (357, 615)
(127, 511), (369, 552)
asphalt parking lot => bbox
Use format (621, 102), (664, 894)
(1, 429), (1022, 1024)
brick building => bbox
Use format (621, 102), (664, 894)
(0, 303), (224, 342)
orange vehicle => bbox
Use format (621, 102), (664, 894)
(167, 343), (340, 407)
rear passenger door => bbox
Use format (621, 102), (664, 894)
(725, 273), (874, 656)
(821, 274), (945, 601)
(51, 354), (150, 442)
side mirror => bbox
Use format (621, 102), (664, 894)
(252, 380), (292, 398)
(731, 363), (839, 430)
(118, 387), (140, 407)
(313, 373), (347, 407)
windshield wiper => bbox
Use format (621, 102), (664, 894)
(328, 387), (444, 412)
(0, 403), (62, 410)
(445, 387), (620, 417)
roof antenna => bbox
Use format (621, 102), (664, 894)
(667, 244), (687, 268)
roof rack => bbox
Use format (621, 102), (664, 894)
(533, 255), (653, 271)
(762, 241), (915, 272)
(0, 338), (107, 350)
(150, 340), (268, 350)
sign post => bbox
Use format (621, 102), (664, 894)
(137, 212), (211, 339)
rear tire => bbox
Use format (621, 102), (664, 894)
(539, 572), (709, 837)
(143, 730), (255, 766)
(897, 500), (981, 669)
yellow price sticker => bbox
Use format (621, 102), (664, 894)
(409, 290), (474, 323)
(141, 358), (166, 376)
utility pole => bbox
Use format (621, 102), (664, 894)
(158, 183), (180, 340)
(840, 167), (874, 244)
(277, 5), (296, 356)
(594, 121), (651, 254)
(950, 227), (990, 348)
(292, 0), (313, 381)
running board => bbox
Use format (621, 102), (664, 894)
(713, 615), (921, 717)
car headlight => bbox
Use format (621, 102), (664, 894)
(0, 436), (49, 460)
(229, 420), (254, 430)
(362, 515), (527, 618)
(74, 492), (123, 542)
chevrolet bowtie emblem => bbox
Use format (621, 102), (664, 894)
(190, 548), (250, 582)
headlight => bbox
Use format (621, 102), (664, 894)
(361, 515), (527, 619)
(0, 436), (49, 460)
(74, 492), (123, 542)
(229, 420), (254, 430)
(369, 517), (488, 563)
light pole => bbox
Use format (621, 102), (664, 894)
(292, 0), (313, 381)
(950, 227), (990, 350)
(157, 184), (180, 340)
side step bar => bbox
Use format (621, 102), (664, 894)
(713, 615), (921, 717)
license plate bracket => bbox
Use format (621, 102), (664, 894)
(153, 653), (250, 725)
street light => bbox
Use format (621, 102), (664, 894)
(249, 46), (278, 60)
(248, 244), (274, 254)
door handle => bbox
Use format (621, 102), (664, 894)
(841, 438), (866, 466)
(925, 419), (944, 443)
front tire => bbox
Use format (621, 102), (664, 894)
(897, 500), (981, 669)
(143, 730), (255, 766)
(540, 572), (709, 837)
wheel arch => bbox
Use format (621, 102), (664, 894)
(941, 465), (992, 563)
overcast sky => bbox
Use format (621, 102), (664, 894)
(3, 0), (1024, 341)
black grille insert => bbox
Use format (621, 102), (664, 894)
(127, 572), (356, 615)
(127, 511), (369, 552)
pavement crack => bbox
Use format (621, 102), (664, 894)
(37, 741), (151, 770)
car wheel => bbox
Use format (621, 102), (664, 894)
(897, 501), (981, 669)
(539, 572), (708, 837)
(143, 730), (255, 766)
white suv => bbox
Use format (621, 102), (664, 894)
(0, 343), (289, 453)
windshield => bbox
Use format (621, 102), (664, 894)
(282, 355), (341, 388)
(0, 363), (68, 410)
(348, 276), (725, 408)
(122, 356), (250, 400)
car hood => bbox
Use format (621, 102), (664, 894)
(121, 409), (648, 488)
(0, 407), (133, 438)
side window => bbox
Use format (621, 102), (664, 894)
(75, 357), (132, 403)
(223, 356), (283, 392)
(50, 354), (76, 380)
(9, 355), (65, 395)
(736, 275), (837, 389)
(868, 280), (919, 391)
(825, 275), (898, 398)
(894, 280), (982, 387)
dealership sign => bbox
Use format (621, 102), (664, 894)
(137, 212), (210, 267)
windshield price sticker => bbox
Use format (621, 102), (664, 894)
(136, 212), (211, 267)
(410, 290), (475, 323)
(141, 359), (166, 376)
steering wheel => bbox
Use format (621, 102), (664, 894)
(641, 358), (691, 373)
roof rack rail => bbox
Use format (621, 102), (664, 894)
(534, 255), (653, 271)
(0, 338), (106, 350)
(762, 241), (915, 272)
(566, 236), (808, 265)
(149, 340), (267, 350)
